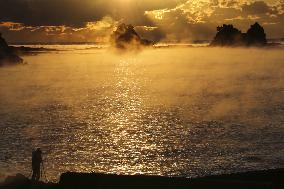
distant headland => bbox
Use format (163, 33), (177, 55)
(0, 32), (23, 66)
(0, 32), (57, 66)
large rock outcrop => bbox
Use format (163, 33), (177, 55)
(1, 169), (283, 189)
(110, 23), (153, 50)
(211, 22), (267, 47)
(0, 32), (23, 66)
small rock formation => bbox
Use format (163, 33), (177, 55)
(0, 32), (23, 66)
(211, 22), (267, 47)
(246, 22), (267, 45)
(1, 174), (30, 189)
(110, 23), (153, 50)
(211, 24), (243, 46)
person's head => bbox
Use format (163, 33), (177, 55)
(36, 148), (42, 154)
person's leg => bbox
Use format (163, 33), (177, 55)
(35, 166), (40, 181)
(31, 169), (36, 181)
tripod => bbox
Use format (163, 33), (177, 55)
(41, 162), (48, 182)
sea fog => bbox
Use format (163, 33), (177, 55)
(0, 46), (283, 181)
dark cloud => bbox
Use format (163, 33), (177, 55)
(0, 0), (106, 27)
(0, 17), (117, 43)
(241, 1), (275, 15)
(0, 0), (186, 27)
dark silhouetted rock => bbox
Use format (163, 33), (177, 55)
(211, 24), (244, 46)
(59, 168), (284, 189)
(0, 32), (23, 66)
(0, 174), (56, 189)
(0, 169), (283, 189)
(110, 23), (154, 50)
(3, 173), (30, 188)
(211, 22), (267, 47)
(246, 22), (267, 46)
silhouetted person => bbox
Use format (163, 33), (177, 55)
(31, 148), (43, 181)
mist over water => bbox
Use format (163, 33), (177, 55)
(0, 47), (283, 181)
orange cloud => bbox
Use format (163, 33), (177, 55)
(0, 17), (118, 43)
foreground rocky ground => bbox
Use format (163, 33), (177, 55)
(0, 169), (283, 189)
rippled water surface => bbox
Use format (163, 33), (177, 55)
(0, 47), (284, 181)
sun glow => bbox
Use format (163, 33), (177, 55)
(117, 0), (132, 3)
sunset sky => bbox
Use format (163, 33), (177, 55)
(0, 0), (283, 43)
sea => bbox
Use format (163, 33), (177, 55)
(0, 44), (283, 182)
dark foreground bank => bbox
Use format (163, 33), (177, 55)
(0, 169), (283, 189)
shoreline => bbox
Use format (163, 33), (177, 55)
(1, 168), (283, 189)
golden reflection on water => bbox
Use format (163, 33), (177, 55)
(0, 48), (283, 182)
(96, 57), (159, 175)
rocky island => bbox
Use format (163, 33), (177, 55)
(110, 23), (154, 50)
(211, 22), (267, 47)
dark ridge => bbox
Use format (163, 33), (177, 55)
(1, 169), (283, 189)
(9, 46), (56, 55)
(211, 22), (267, 47)
(0, 32), (23, 66)
(110, 23), (154, 50)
